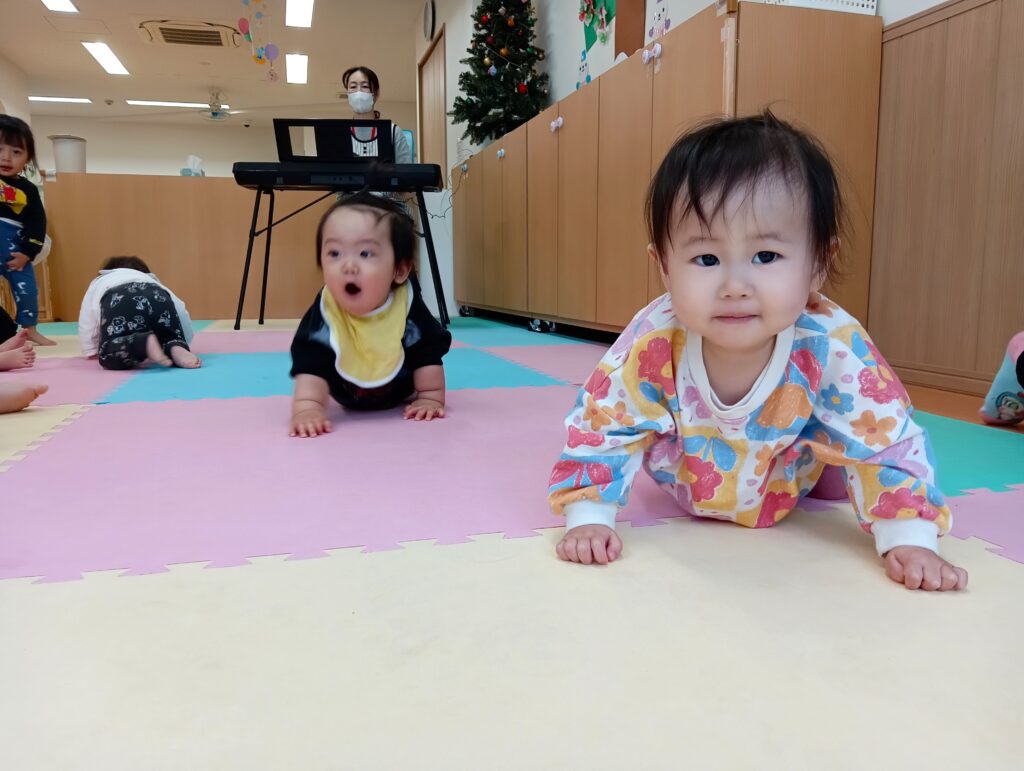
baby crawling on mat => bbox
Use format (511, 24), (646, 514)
(548, 112), (968, 591)
(289, 192), (451, 437)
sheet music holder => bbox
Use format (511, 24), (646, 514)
(273, 118), (395, 164)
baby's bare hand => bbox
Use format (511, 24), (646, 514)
(556, 524), (622, 565)
(885, 546), (968, 591)
(403, 398), (445, 421)
(290, 407), (332, 438)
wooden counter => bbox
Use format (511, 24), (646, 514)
(44, 173), (332, 321)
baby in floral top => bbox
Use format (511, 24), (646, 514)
(548, 111), (968, 591)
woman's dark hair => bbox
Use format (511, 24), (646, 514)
(0, 114), (37, 166)
(342, 66), (382, 120)
(315, 192), (417, 281)
(645, 109), (844, 283)
(102, 255), (151, 273)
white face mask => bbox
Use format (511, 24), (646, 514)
(347, 91), (375, 114)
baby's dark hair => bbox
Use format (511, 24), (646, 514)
(645, 109), (844, 282)
(0, 114), (37, 166)
(315, 192), (417, 277)
(102, 255), (151, 273)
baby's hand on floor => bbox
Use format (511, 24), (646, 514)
(884, 546), (968, 591)
(404, 398), (444, 421)
(556, 524), (622, 565)
(290, 407), (332, 438)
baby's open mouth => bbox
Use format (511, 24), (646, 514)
(344, 282), (361, 296)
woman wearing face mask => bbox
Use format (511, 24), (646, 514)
(342, 66), (413, 165)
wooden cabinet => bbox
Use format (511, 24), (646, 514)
(453, 2), (882, 334)
(556, 83), (600, 323)
(452, 154), (484, 307)
(869, 0), (1023, 394)
(527, 104), (559, 316)
(596, 47), (654, 326)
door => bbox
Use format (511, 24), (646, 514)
(417, 26), (447, 177)
(527, 104), (559, 316)
(556, 83), (600, 323)
(596, 46), (654, 326)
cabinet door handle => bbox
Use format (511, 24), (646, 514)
(652, 42), (663, 60)
(460, 163), (468, 173)
(550, 116), (564, 133)
(642, 47), (652, 65)
(497, 148), (506, 159)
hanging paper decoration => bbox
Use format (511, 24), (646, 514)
(240, 0), (280, 80)
(647, 0), (671, 43)
(580, 0), (615, 51)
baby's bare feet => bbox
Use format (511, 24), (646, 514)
(0, 343), (35, 371)
(0, 382), (48, 413)
(144, 334), (172, 367)
(169, 345), (201, 369)
(24, 328), (56, 347)
(0, 328), (29, 352)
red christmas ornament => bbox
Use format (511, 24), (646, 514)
(517, 82), (527, 94)
(481, 13), (489, 23)
(487, 35), (495, 44)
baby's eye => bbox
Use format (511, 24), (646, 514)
(359, 249), (374, 258)
(326, 249), (340, 259)
(692, 254), (719, 267)
(753, 251), (780, 264)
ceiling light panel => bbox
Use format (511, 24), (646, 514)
(82, 42), (129, 75)
(286, 0), (314, 27)
(286, 53), (308, 84)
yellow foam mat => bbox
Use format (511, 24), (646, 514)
(0, 403), (89, 471)
(33, 335), (86, 359)
(0, 512), (1017, 769)
(204, 319), (300, 332)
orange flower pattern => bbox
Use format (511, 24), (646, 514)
(548, 294), (953, 542)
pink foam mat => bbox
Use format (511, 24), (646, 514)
(0, 387), (685, 582)
(190, 331), (295, 354)
(2, 356), (134, 406)
(483, 343), (609, 385)
(948, 484), (1024, 563)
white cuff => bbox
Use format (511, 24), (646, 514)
(564, 500), (619, 532)
(872, 518), (940, 557)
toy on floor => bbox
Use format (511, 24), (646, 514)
(980, 331), (1024, 426)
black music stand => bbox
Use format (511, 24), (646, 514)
(232, 123), (449, 330)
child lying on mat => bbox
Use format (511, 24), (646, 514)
(289, 192), (451, 437)
(548, 111), (968, 592)
(79, 256), (200, 370)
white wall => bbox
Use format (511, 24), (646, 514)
(875, 0), (942, 23)
(0, 53), (31, 123)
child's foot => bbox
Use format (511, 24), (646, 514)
(0, 383), (48, 414)
(169, 345), (201, 369)
(0, 343), (35, 371)
(24, 328), (57, 347)
(144, 334), (173, 367)
(0, 328), (29, 352)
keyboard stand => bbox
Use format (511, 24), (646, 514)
(233, 186), (450, 330)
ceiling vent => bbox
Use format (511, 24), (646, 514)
(138, 20), (241, 48)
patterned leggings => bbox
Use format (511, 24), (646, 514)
(0, 260), (39, 327)
(98, 282), (189, 370)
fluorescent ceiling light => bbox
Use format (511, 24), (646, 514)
(126, 100), (231, 109)
(82, 42), (129, 75)
(29, 96), (92, 103)
(286, 53), (308, 84)
(41, 0), (79, 11)
(286, 0), (314, 27)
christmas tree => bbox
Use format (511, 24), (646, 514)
(449, 1), (550, 145)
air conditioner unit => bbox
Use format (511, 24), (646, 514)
(138, 20), (241, 48)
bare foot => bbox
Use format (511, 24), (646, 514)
(144, 334), (172, 367)
(0, 328), (28, 352)
(169, 345), (201, 369)
(0, 343), (35, 371)
(0, 382), (48, 413)
(24, 328), (57, 347)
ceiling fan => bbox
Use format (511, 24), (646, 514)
(198, 91), (236, 121)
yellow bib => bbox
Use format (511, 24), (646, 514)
(320, 282), (411, 388)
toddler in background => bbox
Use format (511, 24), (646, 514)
(290, 192), (451, 437)
(549, 111), (967, 592)
(79, 256), (200, 369)
(0, 114), (54, 346)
